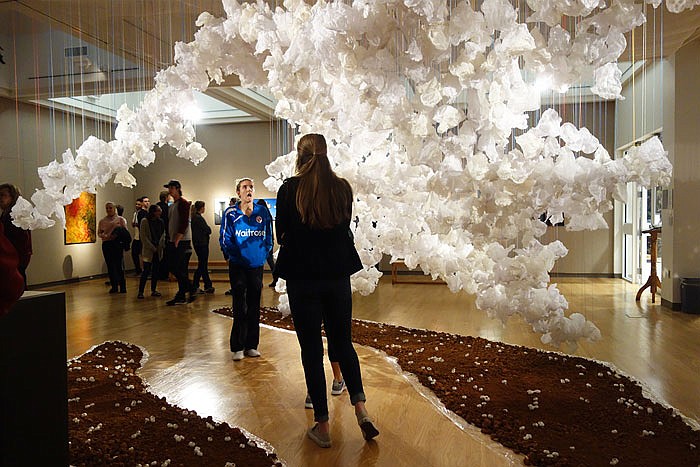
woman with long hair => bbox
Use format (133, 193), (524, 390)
(275, 133), (379, 448)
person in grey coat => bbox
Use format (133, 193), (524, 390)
(137, 204), (165, 299)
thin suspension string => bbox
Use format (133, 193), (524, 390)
(652, 4), (657, 132)
(642, 5), (647, 138)
(92, 0), (104, 142)
(631, 24), (636, 143)
(12, 15), (24, 184)
(73, 1), (83, 151)
(659, 5), (663, 134)
(31, 18), (42, 173)
(45, 14), (57, 166)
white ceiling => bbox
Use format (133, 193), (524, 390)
(1, 1), (698, 124)
(0, 1), (277, 124)
(38, 87), (276, 124)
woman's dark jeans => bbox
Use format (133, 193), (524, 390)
(286, 277), (366, 423)
(193, 243), (212, 290)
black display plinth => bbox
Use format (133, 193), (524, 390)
(0, 291), (68, 466)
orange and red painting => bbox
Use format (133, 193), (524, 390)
(64, 192), (96, 244)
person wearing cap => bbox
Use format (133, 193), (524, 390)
(163, 179), (196, 306)
(220, 177), (273, 361)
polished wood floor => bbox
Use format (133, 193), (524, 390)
(43, 274), (700, 466)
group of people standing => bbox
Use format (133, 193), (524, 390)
(94, 133), (378, 448)
(98, 180), (215, 305)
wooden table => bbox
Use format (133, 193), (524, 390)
(636, 227), (662, 303)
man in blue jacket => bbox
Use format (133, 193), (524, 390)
(220, 177), (273, 361)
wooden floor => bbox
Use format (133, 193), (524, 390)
(44, 274), (700, 466)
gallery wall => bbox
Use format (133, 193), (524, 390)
(131, 121), (285, 264)
(668, 37), (700, 304)
(614, 38), (700, 306)
(539, 100), (617, 276)
(1, 92), (623, 287)
(0, 96), (287, 286)
(0, 98), (134, 285)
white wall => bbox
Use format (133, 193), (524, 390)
(0, 98), (133, 285)
(131, 121), (285, 263)
(543, 100), (617, 275)
(668, 37), (700, 304)
(615, 40), (700, 306)
(616, 60), (670, 148)
(1, 93), (289, 286)
(3, 92), (620, 285)
(0, 32), (11, 94)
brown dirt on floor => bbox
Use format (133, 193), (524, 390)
(68, 306), (700, 467)
(244, 306), (699, 467)
(68, 341), (283, 467)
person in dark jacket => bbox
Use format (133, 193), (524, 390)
(130, 198), (144, 275)
(220, 178), (273, 361)
(0, 183), (32, 289)
(156, 190), (171, 280)
(191, 200), (214, 294)
(275, 134), (378, 448)
(164, 180), (196, 306)
(137, 204), (165, 299)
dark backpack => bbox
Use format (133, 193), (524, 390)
(112, 226), (132, 251)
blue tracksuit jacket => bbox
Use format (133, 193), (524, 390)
(219, 202), (273, 268)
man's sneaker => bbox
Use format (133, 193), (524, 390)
(195, 288), (205, 295)
(305, 394), (313, 409)
(187, 294), (197, 303)
(137, 293), (145, 299)
(244, 349), (261, 357)
(151, 291), (162, 297)
(204, 287), (215, 294)
(232, 351), (244, 361)
(166, 297), (187, 306)
(331, 379), (346, 396)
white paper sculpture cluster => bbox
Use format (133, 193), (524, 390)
(14, 0), (682, 346)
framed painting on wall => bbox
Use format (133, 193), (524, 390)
(214, 199), (229, 225)
(64, 192), (97, 244)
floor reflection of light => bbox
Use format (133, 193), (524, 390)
(178, 383), (222, 418)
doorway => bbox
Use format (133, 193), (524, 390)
(616, 137), (663, 286)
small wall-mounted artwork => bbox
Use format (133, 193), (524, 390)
(64, 192), (97, 244)
(214, 199), (229, 225)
